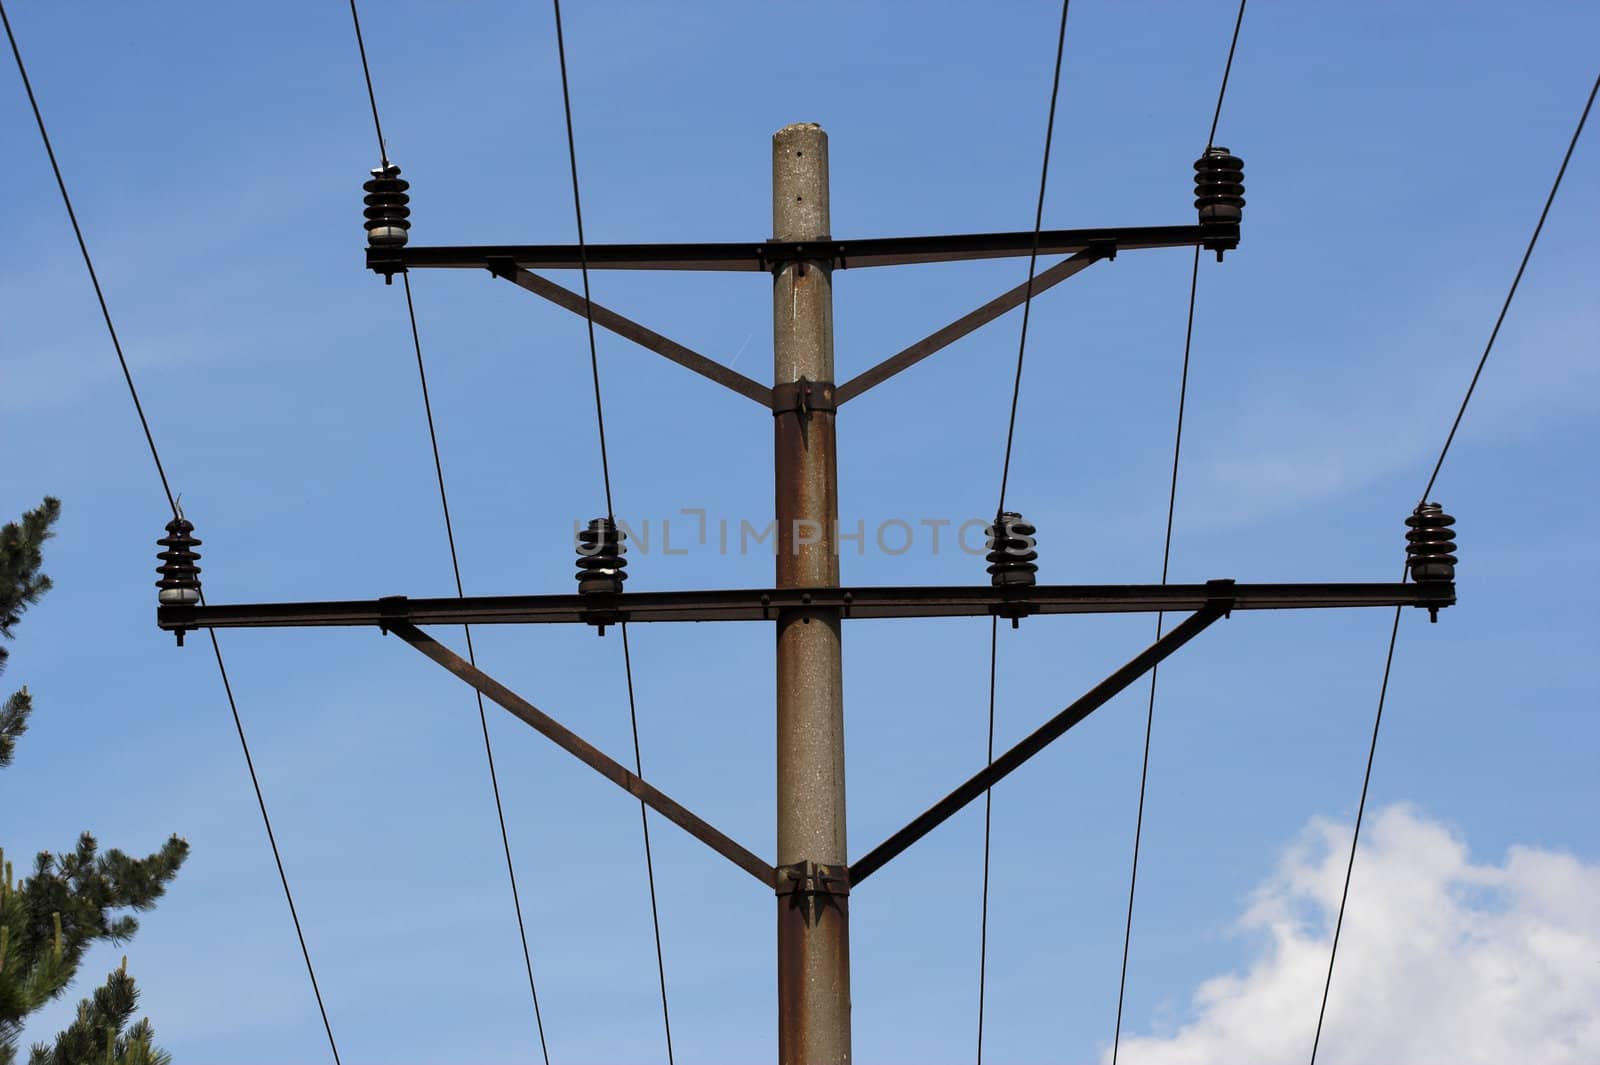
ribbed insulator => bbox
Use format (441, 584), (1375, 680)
(575, 518), (628, 596)
(363, 164), (411, 247)
(985, 512), (1038, 587)
(156, 517), (202, 605)
(1194, 147), (1245, 224)
(1405, 503), (1457, 583)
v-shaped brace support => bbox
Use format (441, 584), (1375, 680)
(387, 581), (1232, 892)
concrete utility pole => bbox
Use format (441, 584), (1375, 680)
(771, 121), (851, 1065)
(166, 117), (1458, 1065)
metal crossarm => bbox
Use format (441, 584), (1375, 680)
(365, 223), (1223, 276)
(158, 580), (1453, 633)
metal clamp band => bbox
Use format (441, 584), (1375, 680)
(771, 378), (837, 417)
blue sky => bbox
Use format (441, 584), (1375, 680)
(3, 2), (1598, 1063)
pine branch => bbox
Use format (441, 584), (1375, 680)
(26, 961), (170, 1065)
(0, 499), (61, 674)
(0, 498), (182, 1060)
(0, 688), (29, 770)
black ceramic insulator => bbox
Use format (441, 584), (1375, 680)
(156, 517), (203, 605)
(985, 512), (1038, 587)
(1405, 503), (1457, 583)
(576, 518), (627, 596)
(1194, 147), (1245, 223)
(363, 164), (411, 247)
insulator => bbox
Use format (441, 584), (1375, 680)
(575, 517), (628, 597)
(156, 517), (202, 605)
(1194, 147), (1245, 223)
(1194, 147), (1244, 260)
(1405, 503), (1457, 584)
(985, 512), (1038, 587)
(363, 163), (411, 248)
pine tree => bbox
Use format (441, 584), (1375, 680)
(0, 499), (188, 1065)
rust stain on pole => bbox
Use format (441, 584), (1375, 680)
(773, 121), (851, 1065)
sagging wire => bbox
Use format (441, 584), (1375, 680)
(1110, 5), (1248, 1063)
(3, 5), (341, 1060)
(979, 2), (1072, 1060)
(344, 4), (553, 1060)
(1309, 67), (1597, 1065)
(549, 2), (675, 1059)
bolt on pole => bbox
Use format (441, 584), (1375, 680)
(772, 121), (851, 1065)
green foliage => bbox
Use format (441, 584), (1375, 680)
(0, 689), (29, 773)
(0, 498), (58, 768)
(0, 498), (59, 665)
(0, 500), (184, 1064)
(26, 962), (171, 1065)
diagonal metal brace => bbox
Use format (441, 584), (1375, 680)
(486, 260), (773, 407)
(848, 582), (1235, 885)
(387, 621), (774, 886)
(834, 243), (1113, 404)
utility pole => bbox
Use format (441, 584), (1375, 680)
(771, 122), (851, 1065)
(158, 126), (1464, 1065)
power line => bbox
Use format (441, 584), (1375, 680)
(1, 5), (342, 1062)
(343, 4), (551, 1060)
(975, 618), (1000, 1064)
(1205, 1), (1248, 151)
(549, 2), (675, 1059)
(400, 271), (554, 1065)
(347, 0), (388, 166)
(978, 3), (1071, 1060)
(993, 0), (1072, 517)
(1, 4), (175, 517)
(551, 0), (617, 521)
(1110, 250), (1198, 1065)
(1310, 66), (1598, 1065)
(1420, 70), (1599, 503)
(1110, 6), (1247, 1062)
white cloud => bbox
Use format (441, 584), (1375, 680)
(1111, 805), (1600, 1065)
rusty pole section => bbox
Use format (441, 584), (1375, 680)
(772, 121), (851, 1065)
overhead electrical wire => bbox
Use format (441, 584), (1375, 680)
(1110, 5), (1248, 1063)
(344, 4), (552, 1061)
(1309, 67), (1598, 1065)
(1, 5), (343, 1062)
(16, 2), (1586, 1061)
(549, 2), (675, 1060)
(977, 2), (1071, 1061)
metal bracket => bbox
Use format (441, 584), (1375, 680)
(775, 860), (850, 897)
(771, 377), (837, 417)
(762, 242), (833, 276)
(1199, 221), (1241, 260)
(377, 594), (409, 635)
(367, 250), (406, 281)
(578, 593), (622, 635)
(776, 860), (849, 926)
(995, 584), (1035, 626)
(1205, 577), (1237, 616)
